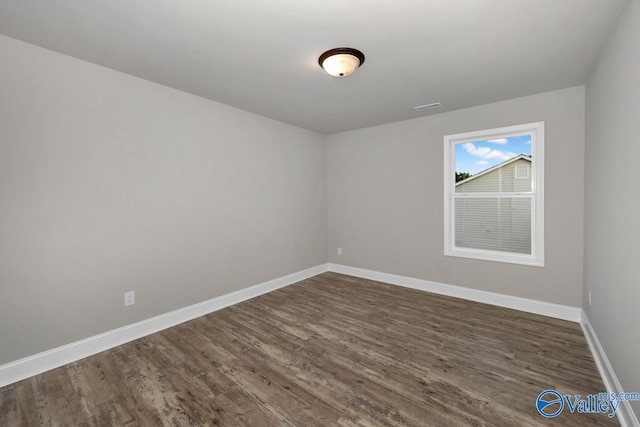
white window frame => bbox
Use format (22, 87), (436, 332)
(443, 122), (545, 267)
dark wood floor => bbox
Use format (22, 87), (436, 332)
(0, 272), (616, 426)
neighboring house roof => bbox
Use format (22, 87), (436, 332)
(456, 154), (531, 186)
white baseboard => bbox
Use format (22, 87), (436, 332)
(0, 264), (329, 389)
(4, 263), (634, 423)
(0, 262), (595, 393)
(327, 263), (582, 322)
(581, 313), (640, 427)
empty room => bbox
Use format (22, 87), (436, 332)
(1, 0), (639, 426)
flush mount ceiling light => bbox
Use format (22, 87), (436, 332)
(318, 47), (365, 77)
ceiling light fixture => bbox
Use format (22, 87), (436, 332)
(318, 47), (365, 77)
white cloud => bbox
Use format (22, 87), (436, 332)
(486, 138), (507, 145)
(476, 160), (489, 165)
(462, 142), (517, 162)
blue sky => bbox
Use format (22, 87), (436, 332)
(455, 135), (532, 175)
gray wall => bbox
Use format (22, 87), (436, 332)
(585, 0), (640, 417)
(0, 35), (327, 365)
(3, 15), (637, 419)
(327, 86), (585, 306)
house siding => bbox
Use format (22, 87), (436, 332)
(455, 158), (532, 254)
(456, 158), (531, 193)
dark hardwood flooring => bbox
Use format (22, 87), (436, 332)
(0, 272), (616, 426)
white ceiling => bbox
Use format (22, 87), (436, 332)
(0, 0), (628, 134)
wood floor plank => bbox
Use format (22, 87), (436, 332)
(0, 272), (617, 426)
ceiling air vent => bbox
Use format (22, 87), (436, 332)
(413, 102), (441, 112)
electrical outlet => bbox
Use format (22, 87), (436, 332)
(588, 290), (592, 306)
(337, 247), (343, 256)
(124, 291), (135, 307)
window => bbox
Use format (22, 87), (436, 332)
(443, 122), (544, 266)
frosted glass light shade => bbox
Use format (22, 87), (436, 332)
(318, 48), (365, 77)
(321, 54), (360, 77)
